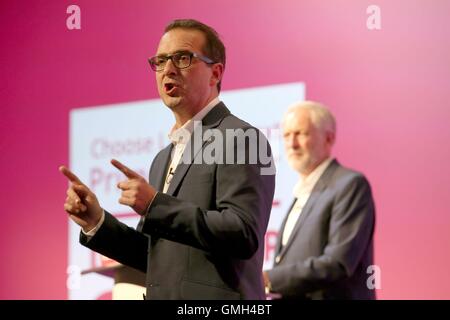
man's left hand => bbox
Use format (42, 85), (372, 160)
(111, 159), (157, 215)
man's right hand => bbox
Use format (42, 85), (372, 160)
(59, 166), (103, 233)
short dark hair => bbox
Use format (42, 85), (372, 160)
(164, 19), (226, 92)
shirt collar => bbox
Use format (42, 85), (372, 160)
(293, 157), (333, 198)
(168, 97), (220, 145)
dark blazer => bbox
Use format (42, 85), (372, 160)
(81, 103), (275, 299)
(267, 160), (376, 299)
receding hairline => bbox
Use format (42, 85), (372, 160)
(283, 100), (336, 134)
(159, 28), (207, 49)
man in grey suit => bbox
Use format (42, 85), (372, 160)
(60, 19), (275, 299)
(263, 101), (376, 299)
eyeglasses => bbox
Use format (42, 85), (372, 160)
(148, 51), (215, 72)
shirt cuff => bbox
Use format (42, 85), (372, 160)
(145, 191), (159, 217)
(81, 210), (105, 237)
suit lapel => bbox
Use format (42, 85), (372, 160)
(277, 159), (340, 262)
(274, 199), (296, 257)
(152, 144), (173, 192)
(137, 144), (173, 232)
(165, 102), (230, 196)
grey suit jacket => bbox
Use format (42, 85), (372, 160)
(81, 103), (275, 299)
(267, 160), (376, 299)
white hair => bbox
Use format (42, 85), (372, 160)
(284, 100), (336, 135)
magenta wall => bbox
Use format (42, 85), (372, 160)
(1, 0), (450, 299)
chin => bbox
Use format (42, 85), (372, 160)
(290, 157), (314, 173)
(287, 159), (303, 173)
(163, 96), (183, 109)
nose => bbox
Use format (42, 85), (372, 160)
(162, 58), (178, 76)
(285, 134), (299, 149)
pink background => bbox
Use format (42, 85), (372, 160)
(1, 0), (449, 299)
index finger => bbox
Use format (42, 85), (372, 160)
(59, 166), (84, 185)
(111, 159), (141, 179)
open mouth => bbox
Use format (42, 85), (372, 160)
(164, 83), (178, 94)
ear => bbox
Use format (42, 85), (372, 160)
(210, 63), (224, 87)
(325, 131), (336, 146)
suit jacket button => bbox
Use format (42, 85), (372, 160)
(275, 256), (281, 263)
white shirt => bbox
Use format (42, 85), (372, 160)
(83, 97), (221, 237)
(163, 97), (220, 192)
(281, 158), (333, 246)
